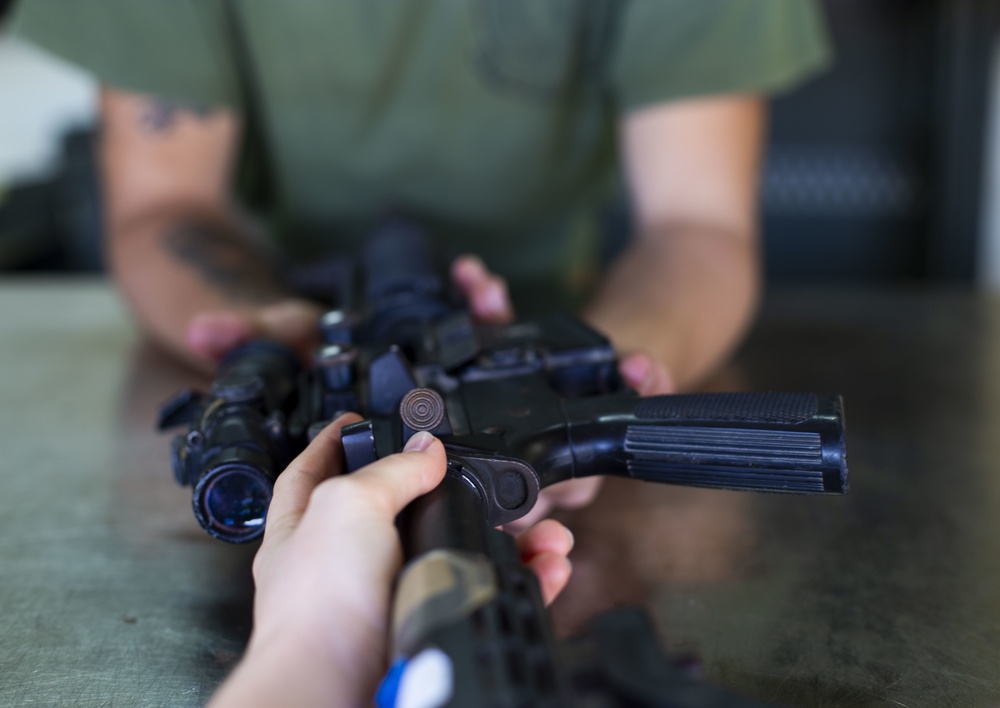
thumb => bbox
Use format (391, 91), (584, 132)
(347, 433), (449, 517)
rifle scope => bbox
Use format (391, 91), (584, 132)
(162, 342), (301, 543)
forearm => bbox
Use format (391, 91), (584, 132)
(98, 87), (322, 371)
(583, 222), (760, 391)
(209, 634), (380, 708)
(107, 205), (295, 370)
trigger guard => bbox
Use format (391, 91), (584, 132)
(444, 452), (540, 527)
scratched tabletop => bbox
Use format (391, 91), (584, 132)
(1, 279), (999, 707)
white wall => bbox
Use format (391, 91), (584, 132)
(0, 34), (97, 188)
(979, 35), (1000, 289)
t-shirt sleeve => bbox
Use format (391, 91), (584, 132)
(609, 0), (832, 112)
(9, 0), (242, 108)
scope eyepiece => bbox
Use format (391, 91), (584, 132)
(192, 462), (273, 543)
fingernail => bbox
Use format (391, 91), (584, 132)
(404, 431), (435, 453)
(565, 526), (575, 550)
(620, 356), (650, 391)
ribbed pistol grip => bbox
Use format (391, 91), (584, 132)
(623, 393), (847, 494)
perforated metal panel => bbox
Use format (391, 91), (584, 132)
(762, 145), (916, 218)
(762, 0), (997, 283)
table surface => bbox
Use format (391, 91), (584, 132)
(2, 279), (1000, 707)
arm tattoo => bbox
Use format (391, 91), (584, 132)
(140, 100), (216, 133)
(163, 221), (288, 304)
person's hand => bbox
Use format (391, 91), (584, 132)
(187, 254), (513, 366)
(186, 298), (325, 365)
(505, 351), (676, 532)
(453, 254), (678, 529)
(210, 414), (574, 708)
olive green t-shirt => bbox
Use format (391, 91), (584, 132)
(12, 0), (830, 305)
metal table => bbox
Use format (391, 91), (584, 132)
(2, 280), (999, 706)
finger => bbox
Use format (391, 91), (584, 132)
(343, 433), (448, 517)
(504, 477), (602, 534)
(618, 352), (676, 396)
(502, 496), (552, 535)
(515, 519), (574, 562)
(541, 476), (602, 509)
(187, 311), (258, 361)
(450, 254), (488, 291)
(525, 552), (572, 606)
(257, 300), (324, 362)
(451, 255), (514, 324)
(264, 413), (362, 544)
(187, 301), (324, 366)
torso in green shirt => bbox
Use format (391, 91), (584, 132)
(12, 0), (830, 306)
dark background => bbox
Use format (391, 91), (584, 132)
(1, 0), (998, 282)
(763, 0), (998, 284)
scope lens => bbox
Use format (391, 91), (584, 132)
(203, 469), (271, 539)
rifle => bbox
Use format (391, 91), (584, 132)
(159, 216), (848, 706)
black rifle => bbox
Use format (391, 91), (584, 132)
(159, 216), (848, 707)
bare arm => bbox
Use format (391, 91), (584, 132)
(584, 95), (765, 392)
(100, 87), (321, 371)
(459, 97), (765, 524)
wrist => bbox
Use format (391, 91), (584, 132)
(214, 627), (382, 708)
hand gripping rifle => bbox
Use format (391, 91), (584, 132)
(159, 216), (848, 706)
